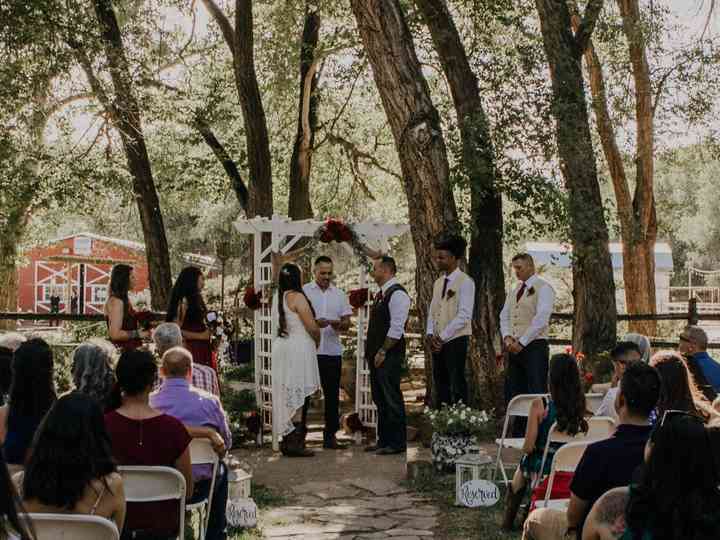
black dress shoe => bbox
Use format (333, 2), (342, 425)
(376, 447), (405, 455)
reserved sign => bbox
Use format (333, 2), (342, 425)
(458, 480), (500, 507)
(227, 498), (258, 527)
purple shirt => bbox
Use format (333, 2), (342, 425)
(150, 378), (232, 480)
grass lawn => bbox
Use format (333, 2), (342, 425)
(405, 470), (522, 540)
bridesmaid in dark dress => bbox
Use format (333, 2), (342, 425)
(166, 266), (215, 371)
(104, 264), (149, 352)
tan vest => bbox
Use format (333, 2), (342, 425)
(430, 271), (472, 341)
(509, 276), (552, 340)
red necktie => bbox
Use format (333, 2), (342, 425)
(516, 282), (526, 302)
(441, 278), (449, 299)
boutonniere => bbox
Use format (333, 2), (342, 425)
(446, 290), (456, 299)
(527, 286), (535, 296)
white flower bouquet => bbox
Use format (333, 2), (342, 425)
(424, 402), (493, 438)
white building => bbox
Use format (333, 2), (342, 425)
(524, 241), (674, 313)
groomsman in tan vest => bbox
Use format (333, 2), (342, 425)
(426, 235), (475, 407)
(500, 253), (555, 407)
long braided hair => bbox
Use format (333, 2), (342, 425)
(277, 263), (315, 338)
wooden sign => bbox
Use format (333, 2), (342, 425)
(227, 498), (257, 528)
(458, 480), (500, 508)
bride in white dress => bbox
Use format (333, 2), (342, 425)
(271, 257), (321, 457)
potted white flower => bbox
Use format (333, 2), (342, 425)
(425, 402), (493, 472)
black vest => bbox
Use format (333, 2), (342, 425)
(365, 283), (407, 361)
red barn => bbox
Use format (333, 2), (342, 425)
(17, 233), (151, 316)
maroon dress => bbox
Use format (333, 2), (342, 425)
(104, 410), (191, 537)
(182, 310), (216, 371)
(106, 300), (142, 352)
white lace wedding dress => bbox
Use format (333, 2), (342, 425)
(272, 291), (321, 437)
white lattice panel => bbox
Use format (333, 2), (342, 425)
(355, 267), (378, 433)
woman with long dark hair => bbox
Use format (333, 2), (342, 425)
(72, 339), (117, 413)
(0, 339), (56, 468)
(0, 451), (33, 539)
(104, 349), (193, 539)
(270, 252), (321, 457)
(19, 392), (125, 533)
(166, 266), (215, 370)
(503, 353), (589, 530)
(583, 413), (720, 539)
(650, 351), (717, 423)
(104, 264), (149, 352)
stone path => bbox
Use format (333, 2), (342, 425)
(260, 476), (439, 539)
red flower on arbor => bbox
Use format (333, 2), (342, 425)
(349, 288), (369, 309)
(317, 219), (355, 244)
(584, 372), (594, 384)
(243, 287), (262, 310)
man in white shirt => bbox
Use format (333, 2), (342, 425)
(365, 256), (411, 455)
(500, 253), (556, 406)
(303, 256), (353, 449)
(426, 235), (475, 407)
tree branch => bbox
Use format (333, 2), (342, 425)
(193, 112), (250, 211)
(326, 131), (401, 191)
(200, 0), (235, 54)
(575, 0), (604, 54)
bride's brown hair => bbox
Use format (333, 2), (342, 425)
(277, 263), (315, 338)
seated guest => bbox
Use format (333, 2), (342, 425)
(594, 342), (642, 421)
(582, 413), (720, 540)
(150, 347), (230, 540)
(523, 362), (660, 540)
(620, 333), (651, 364)
(0, 451), (33, 539)
(105, 349), (193, 540)
(18, 392), (125, 533)
(72, 339), (117, 412)
(651, 351), (717, 424)
(0, 335), (26, 354)
(502, 354), (589, 531)
(0, 339), (56, 467)
(152, 322), (220, 397)
(678, 325), (720, 400)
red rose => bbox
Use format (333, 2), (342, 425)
(565, 346), (573, 354)
(319, 229), (334, 243)
(584, 372), (594, 383)
(339, 226), (354, 242)
(349, 288), (369, 309)
(243, 287), (262, 310)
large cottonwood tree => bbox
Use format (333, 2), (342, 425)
(535, 0), (617, 355)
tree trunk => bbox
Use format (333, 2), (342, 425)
(0, 213), (27, 330)
(570, 0), (657, 335)
(288, 5), (319, 220)
(92, 0), (172, 310)
(350, 0), (460, 403)
(535, 0), (617, 356)
(234, 0), (273, 218)
(415, 0), (505, 410)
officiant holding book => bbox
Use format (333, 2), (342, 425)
(303, 256), (353, 449)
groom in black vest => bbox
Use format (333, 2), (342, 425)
(364, 256), (411, 455)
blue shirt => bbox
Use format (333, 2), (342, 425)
(150, 378), (231, 480)
(692, 352), (720, 392)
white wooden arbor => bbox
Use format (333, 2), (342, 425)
(234, 215), (409, 451)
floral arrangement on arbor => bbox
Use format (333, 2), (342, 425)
(207, 310), (234, 352)
(424, 402), (494, 438)
(243, 287), (262, 311)
(348, 288), (369, 309)
(313, 218), (371, 267)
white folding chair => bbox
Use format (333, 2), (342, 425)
(119, 466), (187, 540)
(585, 393), (604, 414)
(494, 393), (548, 484)
(187, 439), (220, 540)
(535, 416), (615, 489)
(24, 513), (119, 540)
(533, 440), (591, 511)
